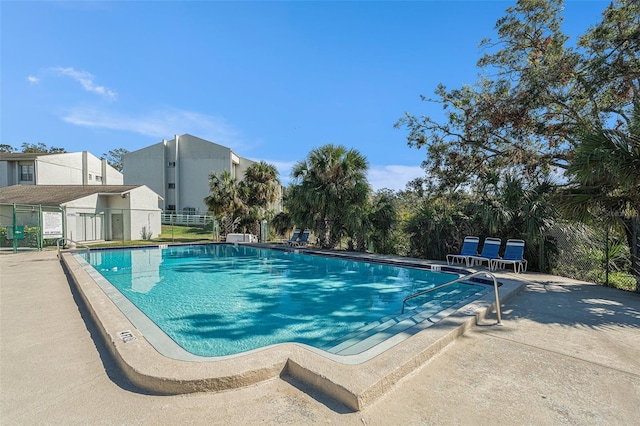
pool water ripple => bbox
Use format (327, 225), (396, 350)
(84, 244), (486, 357)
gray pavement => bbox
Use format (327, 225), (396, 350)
(1, 250), (639, 425)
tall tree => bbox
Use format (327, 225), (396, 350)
(396, 0), (639, 279)
(288, 144), (370, 249)
(559, 107), (640, 291)
(102, 148), (129, 172)
(204, 171), (245, 235)
(239, 161), (281, 236)
(395, 0), (638, 191)
(0, 144), (15, 153)
(242, 161), (280, 211)
(21, 142), (66, 153)
(576, 0), (640, 128)
(367, 189), (399, 254)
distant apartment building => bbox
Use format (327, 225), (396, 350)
(123, 134), (255, 213)
(0, 151), (123, 187)
(0, 151), (160, 243)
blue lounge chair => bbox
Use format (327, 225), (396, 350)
(446, 236), (480, 267)
(285, 229), (301, 246)
(491, 239), (527, 273)
(468, 237), (502, 269)
(292, 229), (310, 247)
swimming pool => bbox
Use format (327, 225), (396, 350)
(82, 244), (488, 357)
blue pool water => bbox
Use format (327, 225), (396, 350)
(84, 244), (485, 357)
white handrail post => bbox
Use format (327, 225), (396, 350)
(486, 272), (502, 325)
(402, 270), (503, 325)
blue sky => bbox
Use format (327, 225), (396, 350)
(1, 1), (608, 191)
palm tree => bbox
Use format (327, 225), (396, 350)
(559, 110), (640, 291)
(475, 173), (556, 271)
(243, 161), (280, 210)
(204, 170), (244, 235)
(271, 211), (294, 238)
(242, 161), (281, 236)
(367, 189), (399, 254)
(289, 144), (370, 249)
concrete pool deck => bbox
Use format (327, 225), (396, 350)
(1, 249), (639, 424)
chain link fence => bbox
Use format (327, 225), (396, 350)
(0, 203), (65, 253)
(546, 221), (638, 291)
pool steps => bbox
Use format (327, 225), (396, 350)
(322, 285), (487, 355)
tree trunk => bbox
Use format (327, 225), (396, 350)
(622, 217), (640, 293)
(632, 218), (640, 293)
(317, 218), (330, 249)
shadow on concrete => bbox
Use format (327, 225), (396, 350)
(279, 373), (354, 414)
(60, 262), (166, 396)
(496, 279), (640, 329)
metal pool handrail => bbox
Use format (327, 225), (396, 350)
(56, 237), (90, 260)
(401, 270), (502, 325)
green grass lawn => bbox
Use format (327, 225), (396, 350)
(158, 224), (216, 241)
(86, 225), (216, 248)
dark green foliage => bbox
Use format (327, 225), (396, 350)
(102, 148), (129, 172)
(204, 162), (280, 236)
(394, 0), (639, 285)
(288, 144), (370, 249)
(21, 142), (66, 153)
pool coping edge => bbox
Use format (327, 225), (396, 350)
(60, 250), (525, 411)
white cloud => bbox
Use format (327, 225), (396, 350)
(367, 165), (424, 191)
(51, 67), (117, 99)
(27, 75), (39, 84)
(62, 107), (242, 147)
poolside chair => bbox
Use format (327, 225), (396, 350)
(285, 229), (301, 246)
(491, 239), (527, 273)
(292, 229), (311, 247)
(446, 236), (480, 267)
(468, 237), (502, 269)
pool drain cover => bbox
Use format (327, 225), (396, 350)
(117, 330), (138, 343)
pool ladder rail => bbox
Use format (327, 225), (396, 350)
(56, 237), (91, 260)
(401, 270), (502, 325)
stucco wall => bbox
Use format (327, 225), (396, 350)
(63, 193), (100, 241)
(128, 186), (162, 239)
(37, 153), (85, 184)
(62, 187), (161, 242)
(176, 134), (232, 212)
(31, 152), (124, 185)
(123, 143), (166, 206)
(85, 154), (103, 184)
(0, 162), (12, 187)
(236, 157), (256, 183)
(104, 162), (124, 185)
(84, 154), (124, 185)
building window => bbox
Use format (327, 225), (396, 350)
(19, 164), (34, 181)
(96, 175), (102, 182)
(168, 161), (176, 167)
(88, 174), (93, 180)
(168, 183), (175, 189)
(167, 204), (176, 211)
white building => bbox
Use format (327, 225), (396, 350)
(0, 185), (162, 242)
(123, 134), (254, 213)
(0, 151), (123, 187)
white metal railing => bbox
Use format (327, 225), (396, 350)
(161, 213), (214, 226)
(56, 237), (91, 260)
(401, 270), (502, 325)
